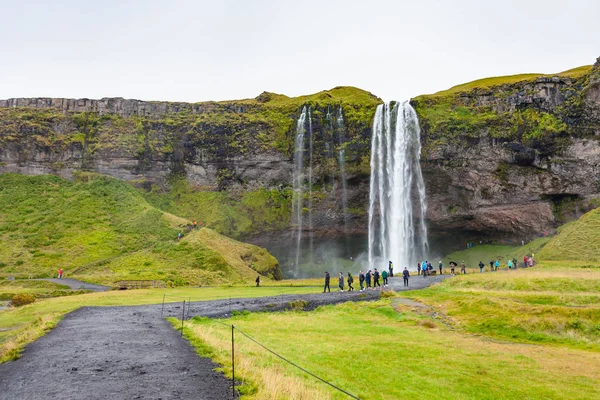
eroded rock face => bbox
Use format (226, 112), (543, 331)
(1, 61), (599, 242)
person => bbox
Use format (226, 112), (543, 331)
(528, 256), (534, 267)
(402, 268), (410, 287)
(450, 262), (455, 275)
(438, 260), (443, 275)
(523, 255), (528, 268)
(338, 272), (345, 292)
(479, 261), (484, 273)
(417, 263), (421, 276)
(494, 260), (499, 271)
(366, 270), (372, 289)
(512, 258), (518, 269)
(521, 239), (525, 246)
(359, 271), (365, 291)
(58, 268), (63, 279)
(489, 260), (494, 271)
(323, 272), (331, 293)
(421, 261), (428, 277)
(388, 261), (394, 277)
(381, 269), (388, 286)
(373, 269), (381, 288)
(177, 232), (183, 240)
(255, 275), (260, 287)
(347, 272), (354, 291)
(507, 259), (513, 270)
(193, 220), (198, 229)
(460, 261), (466, 274)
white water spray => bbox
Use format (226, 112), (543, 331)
(368, 101), (428, 270)
(292, 107), (308, 270)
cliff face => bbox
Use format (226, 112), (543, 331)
(1, 59), (599, 244)
(413, 60), (600, 238)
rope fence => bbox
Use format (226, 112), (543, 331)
(204, 319), (360, 399)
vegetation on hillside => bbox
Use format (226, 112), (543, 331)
(412, 64), (598, 157)
(138, 177), (292, 239)
(0, 173), (280, 285)
(539, 206), (600, 261)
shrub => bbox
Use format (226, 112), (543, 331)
(10, 293), (36, 307)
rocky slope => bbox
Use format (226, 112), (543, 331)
(1, 58), (599, 247)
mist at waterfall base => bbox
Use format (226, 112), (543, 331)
(259, 101), (430, 279)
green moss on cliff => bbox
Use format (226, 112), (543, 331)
(427, 65), (592, 97)
(138, 178), (292, 239)
(412, 64), (596, 157)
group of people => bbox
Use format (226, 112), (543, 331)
(323, 260), (415, 292)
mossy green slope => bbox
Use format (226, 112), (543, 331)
(0, 173), (280, 285)
(539, 207), (600, 262)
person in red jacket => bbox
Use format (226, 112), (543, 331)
(523, 255), (528, 268)
(58, 268), (63, 279)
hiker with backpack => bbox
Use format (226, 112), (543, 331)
(381, 269), (388, 286)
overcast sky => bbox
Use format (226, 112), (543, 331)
(1, 0), (598, 102)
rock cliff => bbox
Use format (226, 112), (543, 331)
(1, 59), (599, 246)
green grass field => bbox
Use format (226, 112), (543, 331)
(440, 237), (551, 272)
(0, 173), (280, 285)
(182, 283), (599, 399)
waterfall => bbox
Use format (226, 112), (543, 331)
(336, 107), (350, 235)
(368, 101), (428, 270)
(292, 107), (308, 271)
(307, 108), (314, 267)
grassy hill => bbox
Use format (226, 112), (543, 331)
(538, 206), (600, 262)
(0, 173), (280, 285)
(427, 65), (593, 97)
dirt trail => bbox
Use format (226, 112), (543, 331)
(39, 278), (111, 292)
(0, 277), (447, 400)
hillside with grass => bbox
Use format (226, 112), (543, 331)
(538, 206), (600, 262)
(0, 173), (280, 285)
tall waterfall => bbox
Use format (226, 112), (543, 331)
(368, 101), (428, 270)
(292, 107), (308, 270)
(336, 107), (350, 235)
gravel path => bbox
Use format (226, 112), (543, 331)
(39, 278), (111, 292)
(0, 277), (447, 400)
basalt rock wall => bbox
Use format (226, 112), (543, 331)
(1, 59), (600, 243)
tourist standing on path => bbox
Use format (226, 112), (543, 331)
(373, 269), (381, 288)
(389, 261), (394, 277)
(255, 275), (260, 287)
(494, 260), (500, 271)
(479, 261), (484, 273)
(323, 272), (331, 293)
(512, 258), (518, 269)
(359, 271), (365, 291)
(438, 260), (443, 275)
(421, 261), (428, 276)
(366, 270), (372, 289)
(347, 272), (354, 291)
(57, 268), (63, 279)
(417, 263), (421, 276)
(338, 272), (345, 292)
(523, 255), (528, 268)
(460, 261), (466, 274)
(403, 268), (410, 287)
(507, 259), (513, 269)
(382, 269), (388, 286)
(450, 262), (456, 275)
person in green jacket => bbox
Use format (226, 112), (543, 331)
(347, 272), (354, 291)
(382, 269), (388, 286)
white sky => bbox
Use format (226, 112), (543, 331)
(1, 0), (598, 102)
